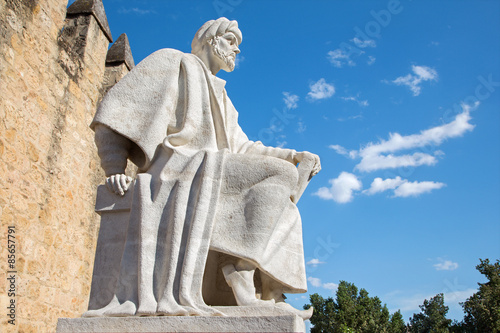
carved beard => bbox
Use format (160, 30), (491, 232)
(212, 42), (235, 72)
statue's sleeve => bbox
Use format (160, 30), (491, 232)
(94, 124), (132, 176)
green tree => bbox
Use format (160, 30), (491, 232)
(304, 281), (406, 333)
(461, 258), (500, 332)
(409, 293), (452, 333)
(389, 310), (408, 333)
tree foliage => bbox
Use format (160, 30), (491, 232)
(304, 281), (406, 333)
(461, 259), (500, 332)
(409, 293), (452, 333)
(304, 259), (499, 333)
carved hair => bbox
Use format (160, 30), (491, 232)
(191, 17), (242, 57)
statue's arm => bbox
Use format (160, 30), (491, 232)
(225, 94), (321, 175)
(94, 124), (133, 196)
(242, 142), (321, 177)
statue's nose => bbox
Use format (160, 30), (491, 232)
(233, 46), (240, 54)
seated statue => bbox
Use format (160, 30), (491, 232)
(84, 17), (321, 319)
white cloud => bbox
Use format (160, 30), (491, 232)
(434, 259), (459, 271)
(394, 180), (445, 197)
(118, 7), (155, 15)
(307, 277), (322, 287)
(329, 144), (350, 157)
(327, 49), (358, 68)
(386, 289), (476, 315)
(364, 176), (406, 195)
(341, 95), (369, 107)
(367, 55), (376, 65)
(351, 103), (476, 172)
(337, 114), (363, 122)
(308, 277), (338, 291)
(314, 172), (362, 203)
(283, 92), (299, 109)
(391, 65), (438, 96)
(323, 283), (339, 291)
(308, 78), (335, 101)
(352, 37), (376, 48)
(306, 258), (326, 267)
(356, 152), (439, 172)
(365, 177), (445, 197)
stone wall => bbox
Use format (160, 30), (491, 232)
(0, 0), (132, 331)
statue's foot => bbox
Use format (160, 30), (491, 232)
(222, 263), (263, 306)
(157, 299), (190, 316)
(244, 298), (276, 307)
(137, 302), (158, 316)
(276, 302), (314, 320)
(103, 300), (137, 317)
(82, 296), (120, 317)
(186, 305), (225, 316)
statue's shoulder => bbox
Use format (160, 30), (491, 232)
(140, 48), (200, 68)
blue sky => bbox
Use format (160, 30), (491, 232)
(74, 0), (500, 323)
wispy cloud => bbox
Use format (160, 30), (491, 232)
(394, 180), (445, 197)
(364, 177), (445, 197)
(314, 172), (362, 203)
(327, 49), (359, 68)
(352, 37), (376, 48)
(307, 276), (322, 287)
(306, 258), (326, 267)
(308, 78), (335, 101)
(118, 7), (156, 15)
(283, 92), (299, 109)
(434, 258), (459, 271)
(337, 114), (363, 122)
(364, 176), (406, 195)
(341, 95), (369, 107)
(367, 55), (376, 65)
(308, 276), (338, 291)
(386, 289), (476, 314)
(323, 283), (339, 291)
(331, 103), (477, 173)
(329, 144), (351, 158)
(390, 65), (438, 96)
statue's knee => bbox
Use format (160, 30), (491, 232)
(267, 159), (298, 189)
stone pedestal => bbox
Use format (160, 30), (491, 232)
(56, 306), (305, 333)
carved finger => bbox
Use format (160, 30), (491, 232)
(110, 175), (122, 195)
(119, 174), (129, 193)
(105, 177), (114, 193)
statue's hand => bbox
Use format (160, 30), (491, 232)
(105, 174), (133, 196)
(294, 152), (321, 177)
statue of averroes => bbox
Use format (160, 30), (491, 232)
(84, 17), (321, 320)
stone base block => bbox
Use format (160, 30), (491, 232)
(56, 306), (305, 333)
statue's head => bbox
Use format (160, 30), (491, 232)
(192, 17), (242, 73)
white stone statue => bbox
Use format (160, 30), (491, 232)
(84, 17), (320, 320)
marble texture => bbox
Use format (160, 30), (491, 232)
(59, 307), (305, 332)
(86, 17), (320, 320)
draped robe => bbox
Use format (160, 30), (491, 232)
(87, 49), (307, 316)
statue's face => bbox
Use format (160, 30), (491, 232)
(211, 32), (240, 72)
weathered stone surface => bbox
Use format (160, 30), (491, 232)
(0, 0), (118, 331)
(57, 307), (305, 333)
(67, 0), (112, 42)
(106, 33), (134, 70)
(86, 17), (320, 321)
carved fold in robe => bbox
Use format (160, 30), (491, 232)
(88, 49), (307, 316)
